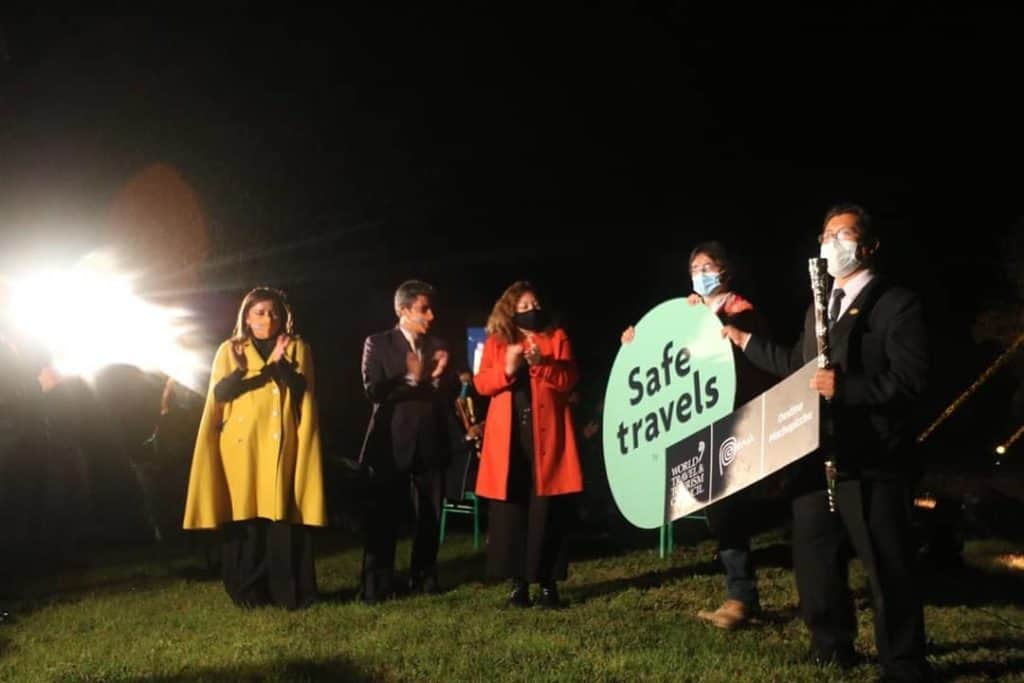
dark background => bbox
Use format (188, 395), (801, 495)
(2, 5), (1021, 466)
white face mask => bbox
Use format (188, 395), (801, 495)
(820, 238), (861, 278)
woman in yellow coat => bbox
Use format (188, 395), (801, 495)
(183, 286), (325, 609)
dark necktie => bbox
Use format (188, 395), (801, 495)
(829, 288), (845, 327)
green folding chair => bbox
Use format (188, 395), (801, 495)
(439, 492), (481, 550)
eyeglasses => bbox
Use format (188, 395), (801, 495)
(689, 263), (720, 275)
(817, 228), (859, 244)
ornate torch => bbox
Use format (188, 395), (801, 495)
(808, 257), (837, 512)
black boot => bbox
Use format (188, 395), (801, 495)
(506, 578), (531, 608)
(360, 568), (394, 605)
(534, 582), (562, 609)
(409, 569), (440, 595)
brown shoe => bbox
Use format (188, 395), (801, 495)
(696, 599), (754, 629)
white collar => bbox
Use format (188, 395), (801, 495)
(398, 325), (420, 352)
(831, 269), (874, 319)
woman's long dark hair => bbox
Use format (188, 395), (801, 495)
(230, 286), (295, 344)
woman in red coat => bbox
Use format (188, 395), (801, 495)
(474, 281), (582, 608)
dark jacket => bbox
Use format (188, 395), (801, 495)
(358, 327), (458, 474)
(744, 276), (928, 482)
(717, 293), (777, 407)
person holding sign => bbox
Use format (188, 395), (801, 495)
(622, 241), (776, 629)
(475, 281), (582, 609)
(721, 204), (931, 681)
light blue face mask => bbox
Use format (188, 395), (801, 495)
(692, 272), (722, 298)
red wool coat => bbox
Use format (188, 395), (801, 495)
(474, 327), (583, 500)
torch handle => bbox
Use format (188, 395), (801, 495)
(809, 258), (838, 513)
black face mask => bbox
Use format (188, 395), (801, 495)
(513, 309), (549, 332)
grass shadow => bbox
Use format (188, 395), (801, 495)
(0, 529), (363, 617)
(118, 656), (381, 682)
(920, 564), (1024, 608)
(436, 543), (488, 590)
(935, 655), (1024, 681)
(318, 586), (361, 604)
(1, 568), (204, 622)
(568, 529), (640, 561)
(567, 564), (698, 603)
(929, 635), (1024, 657)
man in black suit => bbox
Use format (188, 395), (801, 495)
(359, 280), (456, 602)
(722, 204), (932, 682)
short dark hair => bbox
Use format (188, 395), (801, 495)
(689, 240), (735, 289)
(823, 203), (876, 244)
(393, 280), (436, 317)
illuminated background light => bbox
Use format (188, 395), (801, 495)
(7, 249), (207, 392)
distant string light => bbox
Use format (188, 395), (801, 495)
(917, 332), (1024, 444)
(995, 423), (1024, 460)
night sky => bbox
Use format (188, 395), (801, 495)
(2, 6), (1021, 460)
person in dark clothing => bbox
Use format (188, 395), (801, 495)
(622, 241), (778, 629)
(722, 204), (932, 681)
(36, 367), (102, 562)
(0, 328), (49, 573)
(358, 280), (458, 602)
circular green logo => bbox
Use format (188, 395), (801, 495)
(602, 299), (736, 528)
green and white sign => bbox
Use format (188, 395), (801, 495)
(602, 299), (736, 529)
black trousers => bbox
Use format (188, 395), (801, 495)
(486, 405), (570, 585)
(792, 478), (929, 680)
(221, 519), (317, 610)
(362, 464), (443, 589)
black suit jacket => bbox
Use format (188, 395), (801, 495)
(721, 306), (777, 407)
(744, 276), (928, 481)
(358, 327), (458, 474)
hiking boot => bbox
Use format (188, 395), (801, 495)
(696, 599), (756, 629)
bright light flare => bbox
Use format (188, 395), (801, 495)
(913, 496), (937, 510)
(996, 554), (1024, 571)
(7, 249), (206, 392)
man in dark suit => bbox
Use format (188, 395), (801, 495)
(359, 280), (456, 602)
(722, 204), (932, 682)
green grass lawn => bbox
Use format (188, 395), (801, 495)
(2, 530), (1023, 682)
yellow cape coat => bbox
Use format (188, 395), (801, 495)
(182, 337), (326, 529)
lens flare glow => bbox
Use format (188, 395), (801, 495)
(7, 250), (206, 392)
(997, 554), (1024, 571)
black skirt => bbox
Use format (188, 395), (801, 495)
(221, 519), (317, 609)
(486, 393), (570, 584)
